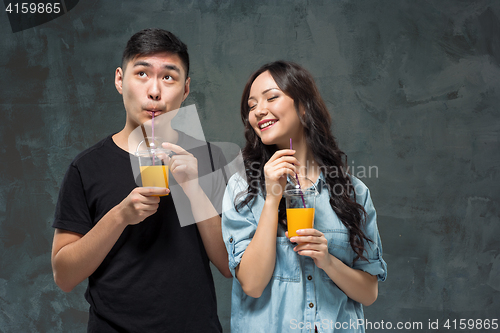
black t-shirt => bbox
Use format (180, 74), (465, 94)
(53, 132), (226, 332)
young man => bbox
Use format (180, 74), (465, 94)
(51, 28), (231, 332)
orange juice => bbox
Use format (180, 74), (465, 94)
(139, 165), (169, 196)
(286, 208), (315, 237)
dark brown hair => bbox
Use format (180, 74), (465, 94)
(236, 60), (371, 263)
(122, 28), (189, 78)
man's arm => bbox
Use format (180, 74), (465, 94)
(187, 189), (232, 278)
(51, 187), (168, 292)
(164, 142), (231, 278)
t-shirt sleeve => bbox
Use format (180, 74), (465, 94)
(221, 174), (258, 277)
(351, 178), (387, 282)
(210, 146), (229, 217)
(52, 163), (93, 235)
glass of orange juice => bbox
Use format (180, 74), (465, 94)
(284, 176), (318, 238)
(136, 137), (171, 196)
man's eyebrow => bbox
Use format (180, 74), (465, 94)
(163, 64), (181, 73)
(132, 62), (181, 74)
(133, 61), (152, 68)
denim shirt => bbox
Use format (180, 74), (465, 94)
(221, 172), (387, 333)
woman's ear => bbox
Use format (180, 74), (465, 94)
(297, 103), (307, 125)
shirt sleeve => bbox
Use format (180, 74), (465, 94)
(221, 174), (258, 277)
(351, 178), (387, 282)
(52, 163), (93, 235)
(210, 145), (229, 217)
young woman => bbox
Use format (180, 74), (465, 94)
(221, 61), (387, 333)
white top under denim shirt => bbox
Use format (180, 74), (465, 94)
(222, 172), (387, 333)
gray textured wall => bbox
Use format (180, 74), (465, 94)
(1, 0), (499, 332)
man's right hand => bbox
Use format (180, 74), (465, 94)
(118, 187), (170, 225)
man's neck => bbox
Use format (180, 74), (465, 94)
(112, 124), (179, 153)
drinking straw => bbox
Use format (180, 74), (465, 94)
(140, 120), (155, 166)
(151, 112), (155, 165)
(290, 138), (306, 208)
(140, 125), (151, 148)
(152, 112), (155, 144)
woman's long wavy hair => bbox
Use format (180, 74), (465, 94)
(236, 60), (371, 263)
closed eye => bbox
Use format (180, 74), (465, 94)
(268, 96), (278, 102)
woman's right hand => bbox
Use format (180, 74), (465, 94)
(263, 149), (300, 199)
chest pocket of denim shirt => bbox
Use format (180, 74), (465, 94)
(321, 230), (354, 281)
(273, 237), (301, 282)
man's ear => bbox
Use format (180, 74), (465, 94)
(115, 67), (124, 95)
(182, 77), (191, 102)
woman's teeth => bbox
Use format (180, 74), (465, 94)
(260, 120), (276, 129)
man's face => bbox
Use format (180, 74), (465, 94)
(115, 52), (190, 129)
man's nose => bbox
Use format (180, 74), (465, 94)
(148, 80), (161, 101)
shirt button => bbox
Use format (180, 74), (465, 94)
(307, 275), (313, 281)
(229, 237), (233, 243)
(309, 302), (314, 308)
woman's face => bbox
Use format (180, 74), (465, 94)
(247, 71), (304, 148)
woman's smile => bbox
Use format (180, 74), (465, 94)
(258, 118), (279, 131)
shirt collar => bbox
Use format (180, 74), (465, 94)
(315, 172), (328, 194)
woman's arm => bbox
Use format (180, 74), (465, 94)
(290, 229), (378, 306)
(234, 196), (280, 298)
(323, 254), (378, 306)
(235, 149), (299, 298)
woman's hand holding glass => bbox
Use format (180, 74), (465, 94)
(289, 229), (332, 270)
(263, 149), (299, 199)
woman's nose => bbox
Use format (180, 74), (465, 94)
(255, 105), (268, 117)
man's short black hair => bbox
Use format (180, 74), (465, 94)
(122, 28), (190, 78)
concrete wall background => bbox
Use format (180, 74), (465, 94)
(0, 0), (499, 331)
